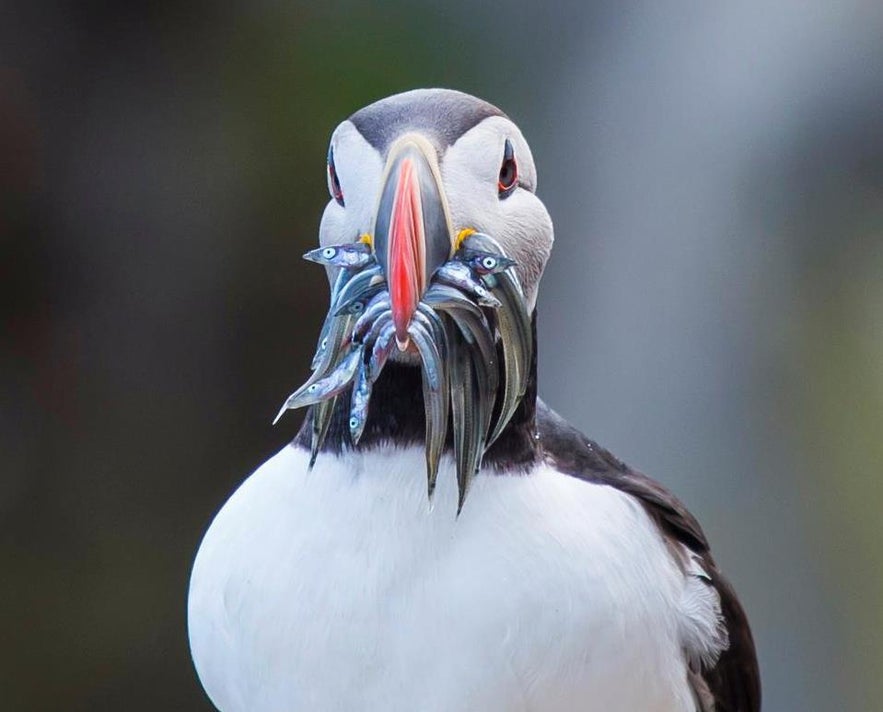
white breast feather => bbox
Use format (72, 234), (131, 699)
(188, 443), (725, 712)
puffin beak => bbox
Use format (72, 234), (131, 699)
(373, 134), (453, 351)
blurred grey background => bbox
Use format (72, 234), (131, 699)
(2, 1), (882, 710)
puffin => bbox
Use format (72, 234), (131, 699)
(188, 88), (760, 712)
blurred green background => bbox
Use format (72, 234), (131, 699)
(2, 1), (882, 710)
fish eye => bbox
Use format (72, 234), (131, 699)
(482, 256), (497, 270)
(328, 147), (344, 207)
(351, 302), (364, 313)
(320, 338), (328, 349)
(322, 247), (336, 259)
(308, 384), (318, 392)
(349, 416), (359, 429)
(498, 139), (518, 198)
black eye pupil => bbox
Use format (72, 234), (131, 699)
(328, 148), (345, 207)
(500, 161), (515, 187)
(498, 139), (518, 196)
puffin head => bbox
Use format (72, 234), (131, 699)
(279, 89), (555, 509)
(320, 88), (553, 314)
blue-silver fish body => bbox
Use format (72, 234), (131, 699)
(454, 248), (516, 276)
(414, 305), (447, 360)
(277, 345), (364, 415)
(311, 269), (352, 370)
(309, 396), (336, 468)
(348, 360), (372, 444)
(352, 293), (392, 342)
(334, 283), (384, 316)
(408, 319), (443, 391)
(447, 329), (483, 512)
(310, 313), (353, 376)
(434, 262), (500, 308)
(332, 265), (384, 315)
(454, 232), (532, 450)
(363, 309), (394, 349)
(422, 283), (485, 318)
(408, 319), (450, 498)
(303, 242), (374, 269)
(482, 268), (532, 446)
(368, 321), (396, 383)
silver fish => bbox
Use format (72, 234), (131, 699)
(332, 265), (384, 315)
(443, 306), (499, 404)
(447, 326), (483, 513)
(303, 242), (374, 270)
(352, 293), (392, 343)
(363, 308), (395, 350)
(408, 319), (449, 499)
(483, 269), (532, 445)
(349, 360), (372, 445)
(434, 262), (501, 308)
(422, 283), (486, 318)
(334, 283), (384, 316)
(454, 248), (516, 276)
(311, 268), (352, 370)
(461, 233), (532, 445)
(274, 345), (364, 418)
(309, 396), (337, 468)
(368, 320), (396, 383)
(310, 313), (354, 380)
(414, 305), (448, 362)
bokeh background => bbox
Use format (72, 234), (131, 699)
(3, 1), (882, 710)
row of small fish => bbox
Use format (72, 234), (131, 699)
(277, 232), (531, 510)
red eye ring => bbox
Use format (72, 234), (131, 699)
(498, 139), (518, 197)
(328, 147), (344, 206)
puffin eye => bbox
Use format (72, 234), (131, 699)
(328, 147), (345, 207)
(498, 139), (518, 198)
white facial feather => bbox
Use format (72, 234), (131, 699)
(442, 116), (553, 310)
(318, 121), (384, 247)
